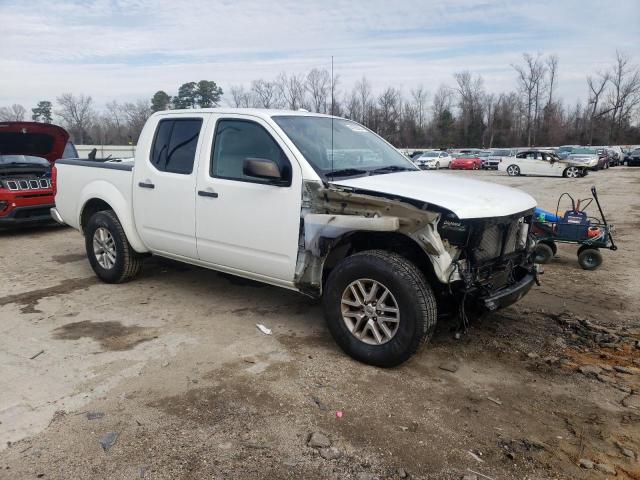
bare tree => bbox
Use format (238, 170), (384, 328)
(513, 53), (547, 146)
(123, 100), (152, 142)
(454, 70), (486, 145)
(0, 104), (27, 121)
(606, 51), (640, 141)
(432, 85), (453, 118)
(305, 68), (330, 113)
(546, 54), (559, 108)
(586, 72), (609, 144)
(229, 85), (252, 107)
(354, 76), (372, 125)
(56, 93), (94, 143)
(343, 90), (361, 121)
(251, 79), (280, 108)
(276, 73), (307, 110)
(410, 85), (429, 129)
(376, 87), (402, 142)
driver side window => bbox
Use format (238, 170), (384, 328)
(211, 119), (291, 185)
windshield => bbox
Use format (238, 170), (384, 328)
(0, 154), (50, 167)
(272, 116), (417, 179)
(572, 148), (596, 155)
(420, 152), (440, 158)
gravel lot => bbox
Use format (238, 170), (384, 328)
(1, 167), (639, 480)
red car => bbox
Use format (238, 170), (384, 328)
(0, 122), (75, 226)
(450, 154), (482, 170)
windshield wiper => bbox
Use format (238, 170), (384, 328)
(325, 168), (368, 178)
(370, 165), (415, 175)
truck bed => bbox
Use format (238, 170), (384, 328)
(54, 158), (134, 231)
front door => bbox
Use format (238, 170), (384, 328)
(195, 116), (302, 282)
(133, 115), (206, 258)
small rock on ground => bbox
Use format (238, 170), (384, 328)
(579, 458), (594, 469)
(397, 467), (408, 478)
(614, 365), (634, 374)
(595, 463), (616, 475)
(578, 365), (601, 376)
(99, 432), (118, 452)
(622, 394), (640, 410)
(319, 446), (342, 460)
(462, 475), (478, 480)
(308, 432), (331, 448)
(438, 362), (458, 373)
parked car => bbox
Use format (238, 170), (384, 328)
(0, 121), (76, 226)
(498, 150), (588, 178)
(486, 148), (517, 170)
(450, 153), (482, 170)
(477, 150), (492, 169)
(414, 150), (452, 169)
(593, 148), (612, 169)
(556, 145), (580, 159)
(606, 146), (624, 167)
(626, 147), (640, 166)
(567, 148), (600, 171)
(52, 109), (538, 367)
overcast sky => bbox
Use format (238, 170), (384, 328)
(1, 0), (639, 110)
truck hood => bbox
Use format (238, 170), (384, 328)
(330, 171), (536, 219)
(0, 122), (70, 164)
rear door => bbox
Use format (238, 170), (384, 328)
(133, 114), (207, 258)
(195, 115), (302, 283)
(515, 151), (535, 174)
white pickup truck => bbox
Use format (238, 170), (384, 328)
(53, 109), (537, 366)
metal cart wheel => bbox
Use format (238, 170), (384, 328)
(577, 247), (602, 270)
(533, 243), (555, 264)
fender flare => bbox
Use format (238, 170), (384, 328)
(78, 180), (148, 253)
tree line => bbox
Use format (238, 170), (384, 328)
(1, 51), (639, 148)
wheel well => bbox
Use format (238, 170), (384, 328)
(80, 198), (113, 232)
(322, 231), (439, 287)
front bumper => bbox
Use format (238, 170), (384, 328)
(480, 270), (536, 311)
(0, 204), (55, 225)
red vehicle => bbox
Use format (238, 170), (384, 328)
(450, 154), (482, 170)
(0, 122), (75, 226)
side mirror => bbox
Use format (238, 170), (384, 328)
(243, 157), (283, 182)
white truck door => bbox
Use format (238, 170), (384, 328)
(195, 115), (302, 282)
(133, 115), (206, 259)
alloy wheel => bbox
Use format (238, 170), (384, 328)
(340, 279), (400, 345)
(93, 227), (117, 269)
(566, 166), (579, 178)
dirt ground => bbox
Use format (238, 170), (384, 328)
(1, 167), (639, 480)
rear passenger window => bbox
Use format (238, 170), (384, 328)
(211, 119), (291, 185)
(150, 119), (202, 174)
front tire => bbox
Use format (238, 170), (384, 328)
(85, 210), (143, 283)
(323, 250), (437, 367)
(435, 161), (440, 170)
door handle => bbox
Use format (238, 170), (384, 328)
(198, 190), (218, 198)
(138, 182), (155, 189)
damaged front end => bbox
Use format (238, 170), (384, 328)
(294, 180), (537, 314)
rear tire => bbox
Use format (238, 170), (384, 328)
(85, 210), (143, 283)
(533, 242), (554, 264)
(564, 166), (580, 178)
(507, 165), (520, 176)
(577, 248), (602, 270)
(322, 250), (437, 367)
